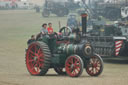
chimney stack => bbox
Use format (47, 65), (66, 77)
(81, 13), (87, 36)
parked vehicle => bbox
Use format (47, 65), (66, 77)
(87, 21), (128, 57)
(42, 0), (80, 17)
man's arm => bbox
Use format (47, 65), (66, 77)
(41, 28), (45, 35)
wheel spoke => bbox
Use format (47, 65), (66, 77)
(75, 64), (80, 69)
(70, 58), (73, 64)
(68, 67), (72, 72)
(34, 63), (38, 67)
(30, 54), (35, 58)
(38, 53), (43, 57)
(88, 63), (93, 67)
(38, 48), (41, 55)
(74, 58), (79, 64)
(29, 50), (35, 55)
(73, 70), (77, 75)
(28, 59), (35, 63)
(34, 45), (37, 54)
(92, 58), (96, 63)
(97, 63), (101, 67)
(95, 58), (98, 63)
(39, 58), (44, 62)
(95, 67), (100, 72)
(74, 61), (80, 66)
(90, 59), (93, 64)
(31, 67), (35, 71)
(38, 63), (42, 68)
(90, 68), (94, 74)
(37, 67), (40, 72)
(66, 63), (71, 67)
(88, 67), (93, 72)
(93, 68), (96, 74)
(76, 68), (80, 72)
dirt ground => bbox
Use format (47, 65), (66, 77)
(0, 10), (128, 85)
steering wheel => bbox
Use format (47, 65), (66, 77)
(59, 27), (72, 36)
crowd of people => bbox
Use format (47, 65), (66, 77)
(27, 23), (54, 45)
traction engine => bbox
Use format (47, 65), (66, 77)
(25, 14), (104, 77)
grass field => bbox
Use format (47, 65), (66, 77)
(0, 10), (128, 85)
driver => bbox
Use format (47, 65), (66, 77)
(41, 23), (48, 35)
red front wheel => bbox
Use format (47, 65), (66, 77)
(86, 54), (103, 76)
(65, 55), (84, 77)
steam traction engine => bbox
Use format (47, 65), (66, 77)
(25, 14), (104, 77)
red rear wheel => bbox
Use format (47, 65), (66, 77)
(26, 41), (51, 76)
(65, 55), (84, 77)
(86, 54), (103, 76)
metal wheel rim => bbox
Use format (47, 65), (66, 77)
(86, 55), (102, 76)
(26, 43), (44, 75)
(65, 55), (82, 77)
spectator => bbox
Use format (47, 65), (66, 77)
(47, 23), (53, 34)
(67, 14), (78, 29)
